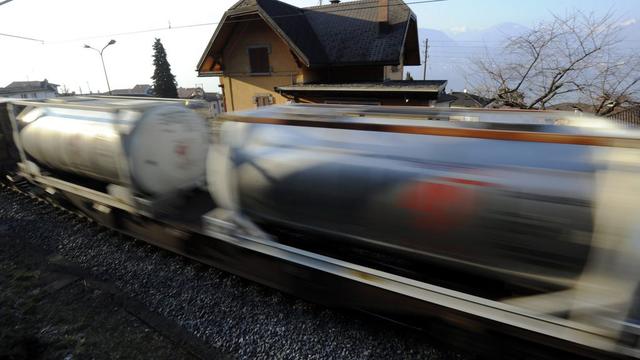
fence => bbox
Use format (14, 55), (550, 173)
(607, 106), (640, 128)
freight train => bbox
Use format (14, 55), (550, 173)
(1, 96), (640, 358)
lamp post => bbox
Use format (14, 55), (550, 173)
(84, 39), (116, 95)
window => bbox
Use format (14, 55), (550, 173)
(253, 94), (274, 107)
(248, 46), (270, 74)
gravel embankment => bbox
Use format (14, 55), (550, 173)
(0, 186), (466, 359)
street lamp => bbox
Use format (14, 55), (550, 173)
(84, 39), (116, 95)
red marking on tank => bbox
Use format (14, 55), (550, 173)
(400, 178), (488, 232)
(175, 144), (188, 156)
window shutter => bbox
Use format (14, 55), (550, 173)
(249, 47), (270, 74)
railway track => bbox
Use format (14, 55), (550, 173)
(0, 182), (231, 359)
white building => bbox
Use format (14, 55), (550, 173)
(205, 92), (224, 116)
(177, 87), (224, 116)
(0, 80), (59, 99)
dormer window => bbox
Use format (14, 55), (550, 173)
(248, 45), (270, 74)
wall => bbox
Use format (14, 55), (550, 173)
(221, 19), (301, 111)
(383, 65), (404, 80)
(0, 90), (57, 99)
(210, 99), (223, 115)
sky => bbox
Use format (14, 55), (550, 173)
(0, 0), (638, 93)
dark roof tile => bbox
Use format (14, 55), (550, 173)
(198, 0), (418, 70)
(304, 0), (412, 65)
(258, 0), (328, 65)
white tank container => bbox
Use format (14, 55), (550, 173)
(19, 104), (209, 196)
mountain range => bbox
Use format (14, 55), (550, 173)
(409, 20), (640, 92)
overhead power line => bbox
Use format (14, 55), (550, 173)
(44, 0), (446, 44)
(0, 32), (44, 43)
(49, 22), (219, 44)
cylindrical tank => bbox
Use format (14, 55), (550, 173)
(18, 103), (209, 196)
(210, 105), (635, 288)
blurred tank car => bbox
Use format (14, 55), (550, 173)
(1, 96), (209, 213)
(210, 105), (632, 289)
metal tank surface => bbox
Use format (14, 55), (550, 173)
(210, 104), (640, 288)
(17, 97), (210, 196)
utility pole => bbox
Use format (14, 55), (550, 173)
(84, 40), (116, 95)
(422, 38), (429, 80)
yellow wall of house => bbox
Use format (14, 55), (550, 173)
(220, 19), (302, 111)
(222, 75), (296, 111)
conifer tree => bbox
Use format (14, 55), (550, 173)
(151, 38), (178, 98)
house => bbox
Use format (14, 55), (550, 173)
(0, 80), (59, 99)
(197, 0), (432, 110)
(436, 91), (492, 108)
(177, 87), (225, 115)
(547, 102), (596, 113)
(110, 84), (154, 96)
(203, 92), (225, 115)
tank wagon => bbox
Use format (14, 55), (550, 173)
(1, 96), (210, 214)
(2, 96), (640, 358)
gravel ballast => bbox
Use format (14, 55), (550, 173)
(0, 186), (466, 359)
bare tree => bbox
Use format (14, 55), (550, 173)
(580, 55), (640, 116)
(468, 11), (640, 115)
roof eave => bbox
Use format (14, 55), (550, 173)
(277, 88), (444, 93)
(196, 11), (238, 71)
(197, 71), (223, 78)
(401, 13), (421, 66)
(276, 83), (448, 94)
(197, 6), (314, 72)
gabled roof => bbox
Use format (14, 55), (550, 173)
(197, 0), (420, 72)
(258, 0), (328, 65)
(229, 0), (257, 10)
(303, 0), (418, 66)
(111, 84), (154, 96)
(0, 80), (59, 94)
(132, 84), (152, 93)
(443, 92), (492, 108)
(548, 102), (595, 113)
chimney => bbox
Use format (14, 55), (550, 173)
(378, 0), (389, 24)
